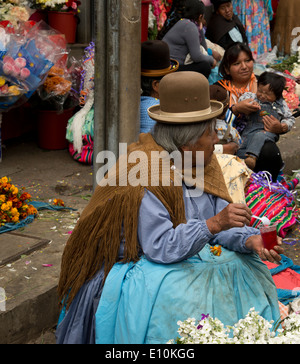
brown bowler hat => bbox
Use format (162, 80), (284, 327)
(141, 40), (179, 77)
(148, 71), (224, 123)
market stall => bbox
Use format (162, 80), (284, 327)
(0, 0), (83, 161)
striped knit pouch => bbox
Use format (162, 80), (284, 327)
(69, 135), (93, 165)
(245, 172), (299, 238)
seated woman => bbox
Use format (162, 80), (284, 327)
(216, 42), (284, 181)
(56, 71), (283, 344)
(140, 40), (179, 134)
(162, 0), (216, 79)
(206, 0), (248, 50)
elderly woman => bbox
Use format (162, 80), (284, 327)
(216, 42), (284, 181)
(56, 72), (282, 344)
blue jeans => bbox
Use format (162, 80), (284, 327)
(237, 127), (279, 159)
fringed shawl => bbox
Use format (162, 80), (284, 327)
(58, 133), (232, 308)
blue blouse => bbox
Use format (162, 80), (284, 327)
(140, 96), (159, 134)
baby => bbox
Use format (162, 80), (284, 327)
(237, 72), (295, 170)
(209, 85), (242, 155)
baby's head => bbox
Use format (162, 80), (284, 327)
(257, 72), (286, 103)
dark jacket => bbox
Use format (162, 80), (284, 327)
(206, 13), (248, 50)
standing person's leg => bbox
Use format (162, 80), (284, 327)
(254, 141), (283, 181)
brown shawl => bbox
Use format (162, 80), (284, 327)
(58, 133), (232, 307)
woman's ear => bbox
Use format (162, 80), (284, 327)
(151, 80), (160, 98)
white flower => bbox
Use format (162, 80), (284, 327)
(169, 307), (300, 344)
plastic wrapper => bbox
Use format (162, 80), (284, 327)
(79, 42), (94, 106)
(0, 20), (69, 112)
(37, 56), (81, 113)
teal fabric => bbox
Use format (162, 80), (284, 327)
(95, 244), (280, 344)
(0, 201), (76, 234)
(269, 254), (300, 305)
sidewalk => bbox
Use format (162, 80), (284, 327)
(0, 116), (300, 344)
(0, 136), (93, 344)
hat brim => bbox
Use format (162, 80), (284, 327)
(141, 59), (179, 77)
(148, 100), (224, 124)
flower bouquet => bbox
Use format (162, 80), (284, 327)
(35, 54), (81, 112)
(0, 0), (33, 28)
(148, 0), (172, 39)
(0, 20), (68, 112)
(267, 47), (300, 110)
(0, 176), (37, 226)
(32, 0), (81, 14)
(282, 71), (300, 111)
(168, 307), (300, 344)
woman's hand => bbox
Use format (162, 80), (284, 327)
(263, 115), (287, 134)
(211, 59), (218, 68)
(222, 142), (239, 155)
(212, 50), (222, 62)
(234, 99), (260, 115)
(207, 203), (252, 234)
(245, 234), (284, 263)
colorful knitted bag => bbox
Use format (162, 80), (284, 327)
(245, 172), (299, 238)
(69, 135), (93, 165)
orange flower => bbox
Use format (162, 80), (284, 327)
(210, 245), (222, 256)
(20, 192), (31, 201)
(0, 176), (35, 225)
(53, 198), (65, 207)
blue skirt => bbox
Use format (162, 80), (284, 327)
(95, 245), (280, 344)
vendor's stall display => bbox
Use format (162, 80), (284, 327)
(31, 0), (81, 43)
(168, 305), (300, 343)
(66, 42), (94, 164)
(0, 175), (77, 234)
(34, 53), (81, 150)
(148, 0), (172, 39)
(37, 55), (81, 112)
(0, 176), (37, 227)
(0, 1), (33, 28)
(0, 21), (67, 110)
(0, 19), (74, 160)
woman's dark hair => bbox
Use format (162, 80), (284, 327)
(257, 71), (286, 100)
(141, 76), (163, 96)
(184, 0), (205, 21)
(218, 42), (254, 80)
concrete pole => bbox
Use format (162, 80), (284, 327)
(119, 0), (141, 145)
(93, 0), (141, 188)
(106, 0), (120, 156)
(93, 0), (107, 189)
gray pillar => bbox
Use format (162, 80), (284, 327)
(93, 0), (141, 189)
(93, 0), (107, 190)
(119, 0), (141, 144)
(106, 0), (120, 156)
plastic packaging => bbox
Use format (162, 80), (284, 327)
(0, 20), (69, 112)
